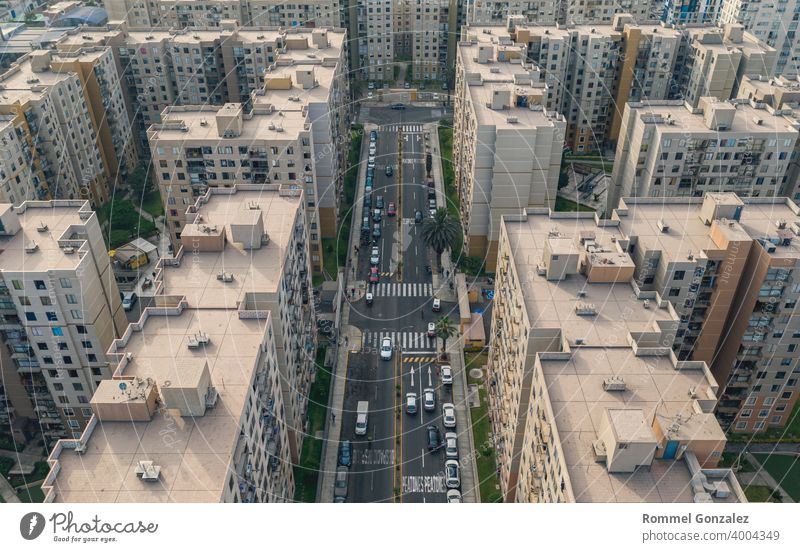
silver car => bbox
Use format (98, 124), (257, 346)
(445, 432), (458, 459)
(445, 460), (460, 489)
(334, 466), (348, 499)
(442, 403), (456, 428)
(423, 388), (435, 411)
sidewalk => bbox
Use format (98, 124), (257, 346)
(426, 122), (458, 303)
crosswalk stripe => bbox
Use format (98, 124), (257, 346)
(368, 282), (433, 297)
(362, 331), (435, 351)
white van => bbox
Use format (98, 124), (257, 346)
(355, 401), (369, 436)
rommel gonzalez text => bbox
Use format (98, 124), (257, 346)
(643, 514), (750, 525)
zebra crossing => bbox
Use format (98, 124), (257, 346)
(380, 124), (424, 133)
(369, 282), (432, 297)
(363, 331), (435, 351)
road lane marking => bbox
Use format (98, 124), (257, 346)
(402, 475), (446, 494)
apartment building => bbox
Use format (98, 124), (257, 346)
(466, 0), (651, 25)
(488, 202), (742, 502)
(0, 200), (128, 444)
(453, 28), (565, 268)
(608, 98), (799, 212)
(410, 0), (450, 81)
(357, 0), (393, 81)
(393, 0), (413, 61)
(718, 0), (800, 77)
(41, 184), (310, 502)
(0, 48), (136, 208)
(677, 24), (775, 108)
(662, 0), (720, 25)
(102, 0), (342, 29)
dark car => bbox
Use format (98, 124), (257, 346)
(367, 167), (374, 179)
(426, 425), (441, 451)
(415, 210), (423, 223)
(428, 188), (436, 199)
(390, 103), (406, 110)
(338, 440), (352, 467)
(363, 192), (372, 208)
(385, 165), (393, 177)
(376, 195), (384, 209)
(372, 223), (381, 238)
(370, 130), (377, 140)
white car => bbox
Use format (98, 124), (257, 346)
(406, 393), (417, 414)
(368, 155), (376, 165)
(423, 388), (435, 411)
(432, 298), (441, 312)
(427, 322), (436, 338)
(370, 246), (380, 266)
(447, 489), (462, 503)
(441, 365), (453, 385)
(369, 145), (376, 155)
(442, 403), (456, 428)
(367, 91), (373, 99)
(445, 432), (458, 459)
(380, 337), (393, 360)
(445, 460), (460, 489)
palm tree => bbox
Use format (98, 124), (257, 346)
(435, 316), (457, 359)
(421, 207), (460, 266)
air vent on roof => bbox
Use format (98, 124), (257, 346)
(575, 302), (597, 316)
(657, 219), (669, 233)
(36, 221), (48, 232)
(643, 299), (651, 309)
(135, 460), (161, 482)
(248, 201), (260, 210)
(145, 35), (154, 40)
(24, 241), (39, 253)
(62, 246), (76, 255)
(574, 338), (585, 345)
(603, 376), (626, 391)
(199, 118), (208, 126)
(507, 116), (518, 124)
(577, 290), (587, 298)
(205, 386), (219, 409)
(216, 271), (234, 282)
(776, 219), (787, 229)
(74, 442), (87, 454)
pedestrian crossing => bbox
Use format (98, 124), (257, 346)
(363, 331), (435, 351)
(369, 282), (433, 297)
(380, 124), (424, 133)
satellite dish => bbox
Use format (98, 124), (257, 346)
(118, 382), (127, 391)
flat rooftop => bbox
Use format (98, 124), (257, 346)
(687, 27), (774, 56)
(0, 202), (89, 272)
(151, 105), (308, 141)
(617, 196), (800, 262)
(0, 55), (73, 104)
(504, 213), (675, 345)
(161, 189), (301, 308)
(49, 308), (267, 503)
(627, 100), (797, 134)
(540, 347), (734, 503)
(256, 62), (338, 108)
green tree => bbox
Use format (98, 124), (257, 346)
(435, 316), (457, 358)
(421, 207), (460, 266)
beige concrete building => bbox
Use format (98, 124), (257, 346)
(0, 48), (136, 208)
(357, 0), (394, 81)
(0, 201), (128, 443)
(40, 185), (309, 502)
(677, 24), (776, 108)
(663, 0), (720, 25)
(453, 28), (565, 268)
(614, 193), (800, 433)
(488, 201), (743, 502)
(608, 98), (799, 212)
(466, 0), (652, 25)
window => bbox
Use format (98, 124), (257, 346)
(758, 409), (769, 418)
(62, 355), (73, 365)
(68, 420), (80, 429)
(81, 408), (92, 418)
(62, 408), (75, 417)
(65, 294), (78, 304)
(72, 383), (83, 391)
(12, 280), (23, 290)
(745, 396), (757, 406)
(18, 296), (30, 306)
(87, 354), (97, 363)
(46, 312), (57, 321)
(59, 278), (72, 288)
(755, 421), (765, 430)
(673, 271), (685, 281)
(735, 421), (747, 430)
(76, 325), (87, 334)
(25, 312), (36, 321)
(52, 328), (63, 337)
(70, 310), (82, 320)
(36, 343), (48, 351)
(771, 416), (782, 424)
(669, 288), (680, 297)
(740, 409), (752, 418)
(34, 280), (46, 290)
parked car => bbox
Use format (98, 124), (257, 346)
(428, 198), (436, 210)
(367, 167), (374, 179)
(423, 388), (435, 411)
(390, 103), (406, 110)
(427, 322), (436, 338)
(444, 432), (458, 459)
(415, 210), (423, 223)
(363, 192), (372, 208)
(429, 209), (437, 218)
(372, 223), (381, 238)
(370, 246), (380, 266)
(428, 188), (436, 199)
(370, 130), (377, 140)
(122, 292), (138, 311)
(369, 144), (376, 155)
(387, 202), (397, 216)
(447, 489), (462, 503)
(404, 82), (410, 89)
(368, 82), (375, 90)
(432, 298), (441, 312)
(441, 365), (453, 386)
(334, 466), (349, 498)
(445, 460), (460, 489)
(380, 337), (393, 360)
(338, 440), (352, 467)
(370, 267), (380, 283)
(376, 195), (384, 209)
(426, 425), (441, 451)
(361, 216), (370, 233)
(406, 393), (417, 414)
(367, 91), (373, 99)
(385, 165), (393, 176)
(442, 403), (456, 428)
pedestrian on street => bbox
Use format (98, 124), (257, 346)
(331, 412), (336, 422)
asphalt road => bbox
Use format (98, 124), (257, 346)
(338, 106), (457, 502)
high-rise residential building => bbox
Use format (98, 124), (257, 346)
(0, 200), (128, 443)
(466, 0), (652, 25)
(0, 48), (136, 208)
(662, 0), (720, 25)
(608, 97), (799, 212)
(718, 0), (800, 77)
(676, 24), (775, 108)
(452, 28), (565, 268)
(357, 0), (394, 81)
(487, 198), (743, 502)
(102, 0), (342, 29)
(409, 0), (450, 81)
(613, 193), (800, 433)
(40, 184), (310, 502)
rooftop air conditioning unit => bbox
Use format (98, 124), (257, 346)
(603, 376), (626, 391)
(24, 241), (39, 253)
(135, 460), (161, 482)
(657, 219), (669, 233)
(36, 222), (48, 232)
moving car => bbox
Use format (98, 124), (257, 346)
(444, 432), (458, 459)
(122, 292), (138, 311)
(427, 322), (436, 338)
(372, 223), (381, 238)
(367, 91), (373, 99)
(370, 246), (380, 266)
(441, 365), (453, 386)
(376, 195), (384, 209)
(334, 466), (349, 498)
(385, 165), (393, 177)
(406, 393), (417, 414)
(447, 489), (462, 503)
(387, 202), (397, 216)
(355, 401), (369, 435)
(415, 210), (423, 223)
(432, 298), (441, 312)
(338, 440), (352, 467)
(373, 209), (382, 222)
(380, 337), (393, 360)
(428, 198), (436, 210)
(445, 460), (460, 489)
(365, 292), (374, 306)
(426, 425), (441, 451)
(370, 267), (380, 283)
(442, 403), (456, 428)
(423, 388), (435, 411)
(390, 103), (406, 110)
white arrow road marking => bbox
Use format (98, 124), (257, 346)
(428, 366), (432, 387)
(410, 366), (415, 388)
